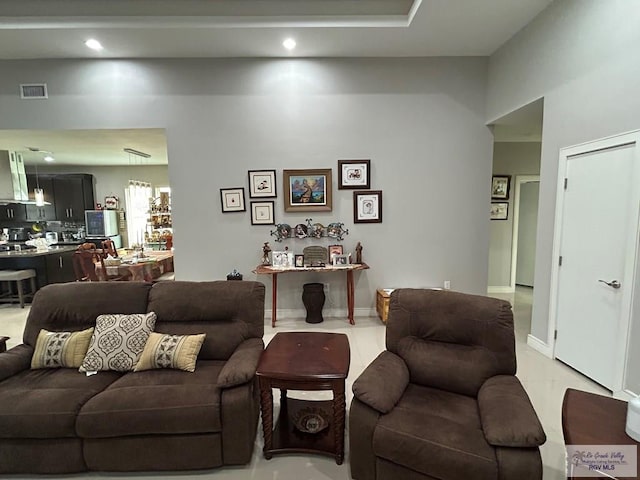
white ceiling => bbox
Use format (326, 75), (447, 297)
(0, 1), (551, 164)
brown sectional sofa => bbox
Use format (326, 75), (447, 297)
(0, 280), (266, 474)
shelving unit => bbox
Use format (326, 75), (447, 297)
(145, 192), (173, 250)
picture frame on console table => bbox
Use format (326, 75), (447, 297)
(250, 201), (275, 225)
(220, 187), (246, 213)
(283, 169), (332, 212)
(353, 190), (382, 223)
(338, 159), (371, 190)
(328, 244), (343, 261)
(294, 254), (305, 268)
(248, 170), (277, 198)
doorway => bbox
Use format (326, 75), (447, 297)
(550, 130), (640, 392)
(511, 176), (540, 289)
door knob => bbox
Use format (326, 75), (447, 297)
(598, 279), (621, 289)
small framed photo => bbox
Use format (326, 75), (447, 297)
(220, 187), (246, 213)
(294, 254), (305, 268)
(338, 159), (371, 189)
(490, 202), (509, 220)
(332, 254), (349, 266)
(354, 190), (382, 223)
(104, 195), (119, 210)
(328, 244), (343, 260)
(491, 175), (511, 199)
(250, 201), (275, 225)
(248, 170), (277, 198)
(272, 251), (293, 268)
(283, 168), (332, 212)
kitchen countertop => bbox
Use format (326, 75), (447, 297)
(0, 245), (78, 258)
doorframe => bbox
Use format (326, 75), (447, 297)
(509, 175), (540, 291)
(548, 129), (640, 395)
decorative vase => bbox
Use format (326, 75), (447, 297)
(302, 283), (325, 324)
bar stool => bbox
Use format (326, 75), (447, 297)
(0, 269), (37, 308)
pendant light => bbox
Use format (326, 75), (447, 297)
(34, 162), (44, 207)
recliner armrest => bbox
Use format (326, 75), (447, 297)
(217, 338), (264, 388)
(353, 351), (409, 414)
(478, 375), (546, 447)
(0, 344), (33, 382)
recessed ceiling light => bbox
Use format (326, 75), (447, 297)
(283, 38), (296, 51)
(44, 155), (54, 162)
(85, 39), (103, 51)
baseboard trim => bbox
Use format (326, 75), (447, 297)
(526, 334), (553, 358)
(487, 286), (515, 294)
(264, 307), (376, 320)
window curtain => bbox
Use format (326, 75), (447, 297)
(124, 180), (151, 248)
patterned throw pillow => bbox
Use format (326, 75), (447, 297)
(79, 312), (157, 373)
(31, 327), (94, 369)
(134, 332), (206, 373)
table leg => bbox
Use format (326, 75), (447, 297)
(271, 273), (278, 328)
(259, 380), (274, 460)
(333, 381), (346, 465)
(346, 270), (355, 325)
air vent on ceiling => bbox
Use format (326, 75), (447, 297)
(20, 83), (48, 99)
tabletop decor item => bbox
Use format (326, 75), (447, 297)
(261, 242), (272, 265)
(338, 159), (371, 190)
(302, 246), (328, 266)
(353, 190), (382, 223)
(226, 269), (243, 280)
(248, 169), (277, 198)
(293, 406), (329, 434)
(283, 168), (332, 212)
(220, 187), (246, 213)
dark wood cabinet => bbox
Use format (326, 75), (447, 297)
(1, 204), (27, 223)
(53, 174), (94, 221)
(45, 250), (76, 283)
(26, 175), (56, 221)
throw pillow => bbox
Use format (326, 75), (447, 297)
(79, 312), (157, 373)
(134, 332), (206, 372)
(31, 327), (94, 369)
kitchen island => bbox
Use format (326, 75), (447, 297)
(0, 246), (78, 289)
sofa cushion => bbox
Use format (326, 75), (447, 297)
(79, 312), (157, 373)
(31, 328), (94, 369)
(76, 360), (225, 438)
(133, 332), (205, 372)
(0, 368), (121, 438)
(372, 384), (497, 480)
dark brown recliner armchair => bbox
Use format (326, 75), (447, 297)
(349, 289), (546, 480)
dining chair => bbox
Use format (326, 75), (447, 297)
(101, 239), (118, 258)
(72, 247), (100, 282)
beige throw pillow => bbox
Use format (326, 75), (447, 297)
(79, 312), (157, 373)
(134, 332), (206, 373)
(31, 327), (94, 369)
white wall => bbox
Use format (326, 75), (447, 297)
(488, 142), (541, 287)
(0, 57), (493, 314)
(487, 0), (640, 390)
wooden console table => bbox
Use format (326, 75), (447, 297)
(256, 332), (350, 464)
(253, 263), (369, 327)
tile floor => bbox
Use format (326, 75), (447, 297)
(0, 286), (609, 480)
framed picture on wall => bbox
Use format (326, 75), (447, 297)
(283, 168), (332, 212)
(220, 187), (246, 213)
(250, 201), (275, 225)
(490, 202), (509, 220)
(491, 175), (511, 199)
(248, 170), (277, 198)
(353, 190), (382, 223)
(338, 159), (371, 189)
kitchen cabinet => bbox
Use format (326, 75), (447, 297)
(53, 174), (95, 221)
(1, 204), (27, 223)
(45, 250), (76, 283)
(26, 174), (56, 221)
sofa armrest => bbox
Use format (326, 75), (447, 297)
(217, 338), (264, 388)
(478, 375), (546, 447)
(0, 344), (33, 382)
(353, 351), (409, 414)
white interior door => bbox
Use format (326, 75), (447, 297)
(554, 137), (640, 391)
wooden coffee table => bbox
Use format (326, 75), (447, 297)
(256, 332), (350, 464)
